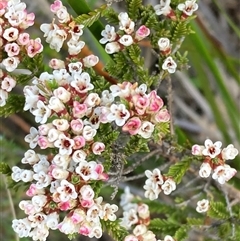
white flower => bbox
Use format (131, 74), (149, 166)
(83, 54), (99, 68)
(120, 208), (138, 229)
(161, 179), (176, 195)
(31, 195), (48, 212)
(12, 218), (31, 238)
(57, 180), (78, 202)
(82, 125), (97, 141)
(51, 166), (69, 180)
(72, 150), (87, 163)
(88, 225), (103, 239)
(164, 235), (175, 241)
(138, 121), (155, 139)
(68, 62), (83, 74)
(143, 181), (160, 200)
(100, 203), (118, 221)
(11, 166), (23, 182)
(29, 225), (49, 241)
(46, 212), (59, 230)
(84, 93), (101, 107)
(48, 96), (65, 113)
(25, 127), (39, 149)
(158, 37), (171, 51)
(3, 27), (19, 41)
(53, 87), (71, 103)
(21, 150), (39, 165)
(1, 75), (16, 92)
(100, 24), (117, 44)
(70, 72), (94, 93)
(133, 224), (147, 236)
(0, 89), (8, 107)
(105, 41), (121, 54)
(52, 119), (70, 131)
(119, 34), (133, 46)
(154, 0), (172, 16)
(118, 12), (135, 34)
(178, 0), (198, 16)
(191, 144), (204, 155)
(56, 6), (70, 23)
(212, 164), (237, 184)
(199, 162), (212, 178)
(20, 170), (34, 182)
(162, 56), (177, 73)
(202, 139), (222, 158)
(67, 38), (85, 55)
(4, 43), (20, 57)
(221, 144), (238, 160)
(33, 171), (52, 188)
(75, 160), (98, 181)
(32, 101), (51, 124)
(54, 133), (75, 155)
(101, 90), (114, 105)
(120, 186), (134, 208)
(145, 168), (164, 186)
(107, 103), (130, 126)
(196, 199), (209, 213)
(2, 56), (20, 72)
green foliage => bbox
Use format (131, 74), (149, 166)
(0, 94), (25, 117)
(166, 156), (192, 184)
(124, 135), (149, 156)
(126, 0), (142, 20)
(186, 217), (203, 225)
(18, 53), (44, 85)
(144, 199), (179, 215)
(149, 218), (180, 233)
(101, 220), (129, 241)
(170, 21), (194, 42)
(102, 7), (119, 24)
(218, 222), (231, 239)
(152, 122), (170, 143)
(74, 4), (107, 27)
(0, 162), (11, 175)
(208, 201), (231, 219)
(174, 225), (190, 241)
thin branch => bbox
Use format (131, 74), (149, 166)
(166, 75), (174, 135)
(2, 174), (19, 241)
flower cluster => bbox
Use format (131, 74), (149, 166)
(192, 139), (238, 184)
(0, 0), (43, 106)
(143, 168), (176, 200)
(40, 0), (85, 54)
(120, 187), (175, 241)
(100, 12), (150, 54)
(154, 0), (198, 19)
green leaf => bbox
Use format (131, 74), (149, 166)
(74, 4), (107, 27)
(0, 94), (25, 117)
(124, 135), (149, 156)
(174, 225), (190, 241)
(102, 220), (129, 241)
(208, 201), (231, 220)
(186, 217), (203, 226)
(149, 218), (180, 233)
(166, 156), (192, 184)
(126, 0), (142, 20)
(0, 162), (12, 175)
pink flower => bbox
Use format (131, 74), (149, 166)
(135, 25), (150, 41)
(5, 43), (20, 57)
(191, 144), (204, 155)
(154, 109), (170, 123)
(70, 119), (84, 134)
(49, 58), (65, 69)
(50, 0), (63, 13)
(58, 201), (71, 211)
(132, 95), (150, 115)
(83, 54), (99, 68)
(38, 136), (52, 149)
(147, 90), (164, 113)
(17, 33), (30, 45)
(25, 38), (43, 57)
(73, 136), (86, 149)
(95, 164), (109, 181)
(92, 142), (105, 155)
(72, 101), (88, 118)
(122, 117), (142, 135)
(1, 76), (16, 92)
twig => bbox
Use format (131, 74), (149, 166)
(166, 75), (174, 135)
(172, 36), (185, 54)
(2, 174), (19, 241)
